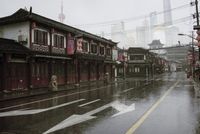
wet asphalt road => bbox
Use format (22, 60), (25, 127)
(0, 72), (199, 134)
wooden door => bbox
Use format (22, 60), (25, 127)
(31, 62), (49, 88)
(6, 63), (28, 91)
(67, 61), (75, 84)
(0, 59), (2, 91)
(52, 62), (65, 85)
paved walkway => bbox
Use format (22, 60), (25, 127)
(1, 73), (196, 102)
(0, 78), (126, 102)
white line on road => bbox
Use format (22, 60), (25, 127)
(79, 99), (101, 107)
(0, 80), (144, 111)
(111, 101), (135, 117)
(0, 99), (85, 117)
(123, 88), (134, 93)
(43, 102), (112, 134)
(0, 85), (112, 111)
(43, 99), (138, 134)
(125, 81), (179, 134)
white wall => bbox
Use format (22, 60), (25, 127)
(0, 21), (30, 48)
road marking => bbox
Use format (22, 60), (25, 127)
(43, 100), (137, 134)
(111, 101), (135, 117)
(79, 99), (101, 107)
(43, 103), (112, 134)
(123, 88), (134, 93)
(0, 80), (144, 111)
(125, 81), (179, 134)
(0, 85), (113, 111)
(0, 99), (85, 117)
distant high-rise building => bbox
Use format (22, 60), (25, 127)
(163, 0), (172, 26)
(163, 0), (179, 46)
(165, 26), (179, 46)
(149, 11), (158, 42)
(150, 12), (158, 28)
(111, 22), (135, 48)
(136, 19), (150, 48)
(58, 1), (65, 23)
(111, 22), (126, 48)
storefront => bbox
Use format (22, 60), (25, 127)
(5, 54), (29, 91)
(30, 58), (49, 88)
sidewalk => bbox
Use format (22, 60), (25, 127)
(0, 78), (127, 102)
(0, 76), (160, 102)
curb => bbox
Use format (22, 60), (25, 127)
(0, 78), (153, 102)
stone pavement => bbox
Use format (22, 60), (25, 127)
(0, 78), (126, 102)
(0, 74), (175, 102)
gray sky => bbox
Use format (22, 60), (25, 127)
(0, 0), (195, 46)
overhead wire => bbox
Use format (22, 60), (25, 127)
(100, 15), (193, 36)
(73, 3), (191, 28)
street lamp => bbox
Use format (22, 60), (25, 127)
(178, 32), (195, 77)
(178, 33), (197, 41)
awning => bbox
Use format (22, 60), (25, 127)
(34, 54), (72, 60)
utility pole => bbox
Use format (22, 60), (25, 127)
(192, 31), (195, 77)
(195, 0), (199, 26)
(193, 0), (200, 60)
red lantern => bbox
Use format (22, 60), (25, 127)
(32, 22), (36, 28)
(196, 30), (200, 47)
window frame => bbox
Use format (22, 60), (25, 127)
(106, 47), (111, 56)
(91, 43), (98, 54)
(82, 40), (89, 53)
(99, 45), (105, 55)
(53, 33), (65, 48)
(33, 29), (48, 45)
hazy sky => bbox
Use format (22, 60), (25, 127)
(0, 0), (195, 46)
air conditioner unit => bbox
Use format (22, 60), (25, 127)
(18, 35), (27, 44)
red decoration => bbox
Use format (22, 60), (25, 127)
(67, 38), (75, 55)
(196, 30), (200, 47)
(32, 22), (36, 28)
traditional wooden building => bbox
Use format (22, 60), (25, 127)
(0, 38), (30, 92)
(116, 48), (127, 77)
(0, 8), (117, 91)
(127, 47), (153, 77)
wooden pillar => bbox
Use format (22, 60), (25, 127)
(0, 56), (2, 91)
(75, 57), (80, 84)
(88, 61), (90, 81)
(48, 59), (53, 83)
(65, 60), (68, 84)
(2, 53), (8, 91)
(97, 62), (99, 80)
(27, 56), (31, 89)
(78, 60), (80, 83)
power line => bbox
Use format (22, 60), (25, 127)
(73, 3), (191, 28)
(100, 15), (193, 36)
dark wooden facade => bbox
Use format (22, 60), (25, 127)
(0, 9), (117, 91)
(126, 47), (166, 77)
(127, 48), (153, 77)
(0, 39), (30, 91)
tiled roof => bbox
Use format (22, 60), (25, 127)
(0, 38), (30, 53)
(0, 9), (29, 24)
(0, 9), (117, 46)
(148, 40), (164, 46)
(128, 47), (149, 53)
